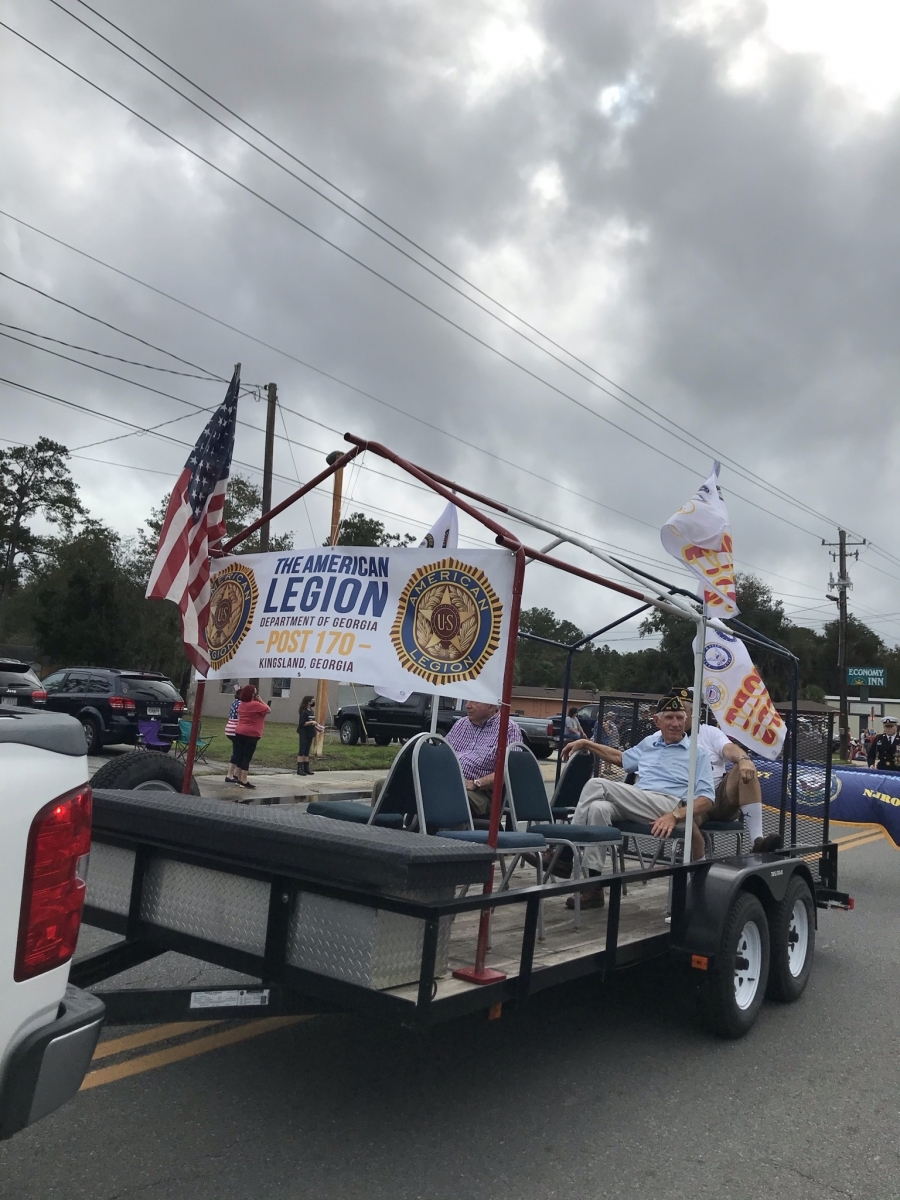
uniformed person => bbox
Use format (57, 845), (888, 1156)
(867, 716), (900, 771)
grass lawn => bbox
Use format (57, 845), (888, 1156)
(193, 716), (401, 771)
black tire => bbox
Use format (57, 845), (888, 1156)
(531, 744), (553, 760)
(90, 750), (201, 794)
(373, 735), (392, 746)
(80, 715), (101, 755)
(698, 890), (770, 1039)
(766, 874), (815, 1003)
(339, 718), (360, 746)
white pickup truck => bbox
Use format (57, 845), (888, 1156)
(0, 708), (104, 1139)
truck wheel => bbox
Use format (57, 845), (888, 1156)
(339, 718), (360, 745)
(90, 750), (201, 794)
(766, 875), (815, 1003)
(531, 745), (552, 760)
(698, 890), (770, 1039)
(373, 735), (392, 746)
(81, 715), (101, 755)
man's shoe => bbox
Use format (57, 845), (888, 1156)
(753, 833), (783, 852)
(566, 887), (604, 910)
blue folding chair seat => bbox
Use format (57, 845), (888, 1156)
(306, 799), (404, 828)
(438, 830), (547, 849)
(305, 735), (422, 830)
(700, 817), (746, 856)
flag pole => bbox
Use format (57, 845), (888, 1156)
(683, 604), (708, 863)
(181, 678), (206, 795)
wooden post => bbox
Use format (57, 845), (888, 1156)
(314, 452), (344, 757)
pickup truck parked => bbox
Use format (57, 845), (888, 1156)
(335, 693), (555, 758)
(0, 709), (104, 1139)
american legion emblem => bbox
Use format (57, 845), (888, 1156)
(390, 558), (503, 687)
(206, 563), (258, 668)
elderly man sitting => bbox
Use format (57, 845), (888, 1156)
(561, 694), (713, 906)
(446, 700), (523, 819)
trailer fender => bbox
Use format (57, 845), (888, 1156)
(673, 856), (816, 967)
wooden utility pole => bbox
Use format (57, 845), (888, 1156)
(314, 451), (344, 756)
(824, 528), (865, 760)
(249, 383), (278, 691)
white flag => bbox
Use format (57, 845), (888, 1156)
(696, 627), (786, 760)
(375, 503), (461, 703)
(661, 463), (739, 618)
(419, 501), (459, 551)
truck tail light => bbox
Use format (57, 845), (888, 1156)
(547, 723), (554, 736)
(109, 696), (136, 713)
(15, 787), (92, 982)
(30, 690), (47, 705)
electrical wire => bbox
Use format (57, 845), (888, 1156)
(0, 320), (221, 378)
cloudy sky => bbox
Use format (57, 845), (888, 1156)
(3, 0), (900, 651)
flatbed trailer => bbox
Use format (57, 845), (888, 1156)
(75, 788), (851, 1040)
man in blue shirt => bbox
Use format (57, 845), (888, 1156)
(562, 695), (714, 902)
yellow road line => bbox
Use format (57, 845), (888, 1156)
(81, 1017), (307, 1090)
(91, 1021), (223, 1061)
(837, 832), (884, 852)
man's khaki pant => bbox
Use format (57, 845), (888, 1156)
(573, 778), (689, 873)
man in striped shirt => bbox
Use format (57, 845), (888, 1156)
(446, 701), (523, 818)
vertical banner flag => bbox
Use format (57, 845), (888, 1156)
(203, 546), (515, 704)
(146, 365), (240, 671)
(376, 503), (462, 703)
(661, 462), (739, 617)
(695, 626), (786, 760)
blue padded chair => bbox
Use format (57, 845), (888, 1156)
(409, 734), (547, 891)
(306, 733), (424, 829)
(550, 750), (595, 822)
(504, 744), (623, 929)
(701, 815), (746, 856)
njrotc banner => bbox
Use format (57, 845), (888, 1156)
(202, 546), (515, 703)
(697, 626), (786, 760)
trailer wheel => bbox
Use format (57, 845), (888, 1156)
(90, 750), (201, 794)
(699, 890), (770, 1039)
(339, 718), (360, 745)
(766, 874), (815, 1003)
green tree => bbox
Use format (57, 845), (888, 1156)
(515, 607), (588, 688)
(330, 511), (414, 547)
(0, 438), (85, 618)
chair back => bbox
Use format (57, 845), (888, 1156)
(551, 750), (594, 808)
(178, 719), (192, 740)
(139, 720), (169, 749)
(412, 735), (472, 832)
(504, 745), (553, 825)
(369, 734), (423, 824)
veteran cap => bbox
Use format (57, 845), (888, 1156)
(657, 694), (684, 713)
(667, 686), (693, 704)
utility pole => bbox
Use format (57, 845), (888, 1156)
(249, 383), (277, 691)
(824, 528), (865, 760)
(314, 451), (344, 757)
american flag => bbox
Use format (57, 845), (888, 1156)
(146, 364), (240, 672)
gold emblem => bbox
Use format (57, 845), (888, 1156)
(206, 563), (258, 668)
(391, 558), (502, 686)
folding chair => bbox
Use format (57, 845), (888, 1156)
(504, 745), (624, 929)
(701, 815), (746, 856)
(306, 734), (425, 828)
(550, 749), (596, 822)
(138, 720), (174, 753)
(172, 718), (214, 764)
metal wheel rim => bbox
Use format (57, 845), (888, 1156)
(734, 920), (762, 1010)
(133, 779), (178, 791)
(80, 719), (95, 749)
(788, 898), (810, 977)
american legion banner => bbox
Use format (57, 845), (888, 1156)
(201, 546), (516, 703)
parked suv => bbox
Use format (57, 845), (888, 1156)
(39, 669), (184, 754)
(0, 661), (47, 710)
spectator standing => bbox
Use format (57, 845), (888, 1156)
(230, 685), (270, 792)
(223, 684), (242, 784)
(296, 694), (324, 776)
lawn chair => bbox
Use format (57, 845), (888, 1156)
(550, 749), (596, 822)
(137, 719), (173, 753)
(172, 718), (214, 764)
(504, 744), (624, 929)
(306, 733), (424, 829)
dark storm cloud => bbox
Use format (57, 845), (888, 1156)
(2, 0), (899, 643)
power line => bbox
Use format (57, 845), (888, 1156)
(0, 320), (221, 378)
(44, 0), (873, 542)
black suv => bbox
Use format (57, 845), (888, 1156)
(39, 668), (185, 754)
(0, 660), (47, 709)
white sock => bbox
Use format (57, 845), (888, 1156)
(741, 803), (763, 843)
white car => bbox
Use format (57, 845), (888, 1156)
(0, 709), (104, 1138)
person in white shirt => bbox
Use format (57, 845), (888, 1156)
(673, 688), (781, 853)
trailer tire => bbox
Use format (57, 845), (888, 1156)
(766, 874), (815, 1003)
(339, 718), (360, 745)
(90, 750), (201, 794)
(698, 890), (770, 1039)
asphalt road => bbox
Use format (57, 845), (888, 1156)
(1, 837), (897, 1200)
